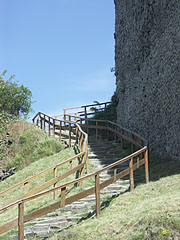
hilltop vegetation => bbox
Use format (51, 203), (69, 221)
(0, 120), (64, 173)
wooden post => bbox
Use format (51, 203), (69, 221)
(140, 139), (144, 159)
(144, 148), (149, 183)
(95, 174), (100, 217)
(69, 123), (71, 147)
(40, 118), (42, 129)
(137, 156), (140, 168)
(64, 109), (66, 122)
(48, 117), (51, 137)
(24, 182), (28, 194)
(59, 121), (62, 141)
(75, 113), (77, 123)
(75, 126), (78, 144)
(18, 201), (24, 240)
(60, 187), (66, 208)
(54, 167), (58, 200)
(96, 121), (98, 139)
(129, 157), (134, 191)
(114, 168), (117, 182)
(53, 119), (55, 137)
(80, 133), (83, 150)
(80, 153), (86, 179)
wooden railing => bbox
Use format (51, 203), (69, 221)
(0, 102), (149, 240)
(63, 101), (111, 122)
(0, 112), (88, 211)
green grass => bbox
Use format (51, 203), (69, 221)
(49, 173), (180, 240)
(1, 120), (64, 170)
(0, 143), (95, 239)
(46, 143), (180, 240)
(1, 126), (180, 240)
(0, 148), (74, 219)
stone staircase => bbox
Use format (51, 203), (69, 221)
(13, 138), (131, 239)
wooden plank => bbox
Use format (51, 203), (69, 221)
(100, 168), (130, 190)
(18, 202), (24, 240)
(0, 152), (146, 213)
(0, 158), (146, 236)
(0, 218), (18, 234)
(95, 174), (100, 217)
(0, 152), (84, 197)
(66, 186), (95, 205)
(3, 163), (84, 208)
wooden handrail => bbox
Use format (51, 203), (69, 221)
(0, 102), (149, 239)
(63, 101), (111, 112)
(0, 113), (88, 204)
(0, 152), (84, 197)
(0, 147), (147, 212)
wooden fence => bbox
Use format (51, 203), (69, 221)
(0, 112), (88, 211)
(0, 101), (149, 240)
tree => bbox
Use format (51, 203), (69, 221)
(0, 70), (33, 118)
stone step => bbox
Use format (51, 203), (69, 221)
(22, 138), (131, 238)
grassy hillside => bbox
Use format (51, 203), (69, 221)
(0, 120), (64, 171)
(50, 173), (180, 240)
(0, 146), (95, 239)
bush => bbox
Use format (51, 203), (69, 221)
(0, 70), (33, 118)
(93, 102), (117, 121)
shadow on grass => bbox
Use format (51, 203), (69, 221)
(134, 153), (180, 186)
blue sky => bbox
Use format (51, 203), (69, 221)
(0, 0), (115, 119)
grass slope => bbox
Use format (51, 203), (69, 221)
(0, 145), (95, 239)
(0, 147), (75, 231)
(50, 173), (180, 240)
(1, 120), (63, 171)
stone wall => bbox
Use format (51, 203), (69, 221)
(115, 0), (180, 161)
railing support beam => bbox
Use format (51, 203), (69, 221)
(18, 201), (24, 240)
(95, 174), (100, 217)
(145, 148), (149, 183)
(129, 157), (134, 191)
